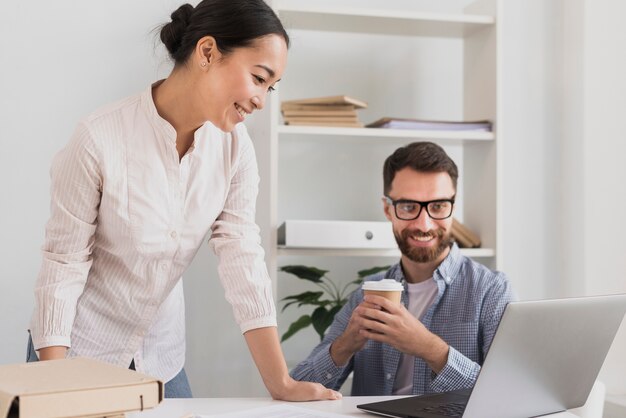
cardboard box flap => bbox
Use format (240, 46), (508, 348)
(0, 358), (163, 418)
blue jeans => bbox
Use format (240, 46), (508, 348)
(26, 333), (192, 398)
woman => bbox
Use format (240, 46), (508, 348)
(27, 0), (341, 401)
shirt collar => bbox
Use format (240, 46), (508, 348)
(141, 80), (177, 142)
(385, 242), (463, 286)
(433, 242), (463, 285)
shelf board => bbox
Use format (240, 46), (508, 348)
(277, 125), (494, 143)
(275, 4), (495, 38)
(277, 246), (495, 258)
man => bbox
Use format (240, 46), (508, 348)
(290, 141), (514, 396)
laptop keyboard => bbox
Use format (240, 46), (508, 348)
(419, 402), (466, 417)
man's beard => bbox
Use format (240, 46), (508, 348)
(394, 227), (453, 263)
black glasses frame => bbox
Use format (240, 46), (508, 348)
(384, 196), (456, 221)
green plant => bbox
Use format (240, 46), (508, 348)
(279, 264), (390, 342)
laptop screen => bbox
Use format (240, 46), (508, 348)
(358, 294), (626, 418)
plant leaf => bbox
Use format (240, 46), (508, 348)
(281, 314), (312, 342)
(281, 291), (324, 302)
(299, 299), (332, 309)
(311, 304), (344, 341)
(280, 291), (325, 312)
(280, 265), (328, 283)
(328, 304), (343, 318)
(357, 265), (391, 278)
(311, 307), (330, 340)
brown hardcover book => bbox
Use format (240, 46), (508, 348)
(451, 221), (475, 248)
(457, 220), (481, 247)
(284, 120), (364, 128)
(283, 116), (360, 123)
(281, 95), (368, 109)
(280, 103), (356, 112)
(282, 109), (358, 117)
(452, 218), (481, 248)
(451, 222), (473, 248)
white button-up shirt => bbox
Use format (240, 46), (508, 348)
(30, 84), (276, 382)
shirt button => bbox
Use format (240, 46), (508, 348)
(326, 372), (333, 379)
(386, 373), (392, 380)
(170, 231), (178, 239)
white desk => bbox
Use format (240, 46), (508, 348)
(127, 396), (580, 417)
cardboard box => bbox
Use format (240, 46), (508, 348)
(277, 220), (396, 249)
(0, 358), (163, 418)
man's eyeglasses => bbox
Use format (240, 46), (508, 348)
(384, 196), (455, 221)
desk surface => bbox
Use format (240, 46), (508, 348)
(127, 396), (580, 418)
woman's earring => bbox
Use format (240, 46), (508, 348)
(201, 61), (207, 67)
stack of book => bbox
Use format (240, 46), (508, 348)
(451, 218), (482, 248)
(281, 95), (367, 128)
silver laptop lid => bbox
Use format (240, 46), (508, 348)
(464, 294), (626, 418)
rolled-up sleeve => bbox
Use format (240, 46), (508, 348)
(430, 346), (481, 392)
(31, 122), (102, 350)
(209, 127), (276, 333)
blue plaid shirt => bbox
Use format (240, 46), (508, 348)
(290, 243), (514, 395)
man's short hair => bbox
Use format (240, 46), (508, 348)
(383, 141), (458, 195)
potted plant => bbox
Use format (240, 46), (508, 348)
(279, 264), (390, 342)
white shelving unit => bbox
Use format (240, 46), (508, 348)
(274, 4), (494, 38)
(250, 0), (500, 362)
(258, 0), (499, 266)
(277, 125), (494, 142)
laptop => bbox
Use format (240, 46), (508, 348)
(357, 294), (626, 418)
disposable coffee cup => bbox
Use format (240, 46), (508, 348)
(362, 279), (403, 305)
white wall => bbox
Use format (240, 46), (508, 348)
(497, 0), (562, 300)
(0, 0), (175, 357)
(500, 0), (626, 395)
(577, 0), (626, 395)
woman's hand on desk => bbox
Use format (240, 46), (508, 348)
(272, 378), (342, 401)
(243, 326), (342, 401)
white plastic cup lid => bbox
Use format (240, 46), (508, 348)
(362, 279), (403, 292)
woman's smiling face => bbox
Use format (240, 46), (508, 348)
(197, 34), (287, 132)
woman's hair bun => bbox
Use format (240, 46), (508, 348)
(160, 3), (195, 59)
(159, 0), (289, 66)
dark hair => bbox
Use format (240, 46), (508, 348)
(383, 141), (458, 195)
(160, 0), (290, 65)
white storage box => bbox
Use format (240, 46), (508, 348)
(277, 220), (395, 249)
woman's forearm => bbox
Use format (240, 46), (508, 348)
(38, 346), (68, 361)
(243, 326), (342, 401)
(243, 327), (291, 398)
